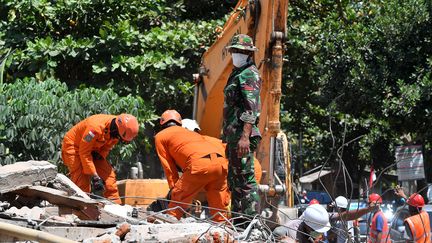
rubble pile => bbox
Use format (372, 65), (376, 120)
(0, 161), (270, 243)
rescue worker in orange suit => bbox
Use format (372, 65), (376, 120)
(62, 114), (139, 204)
(181, 118), (262, 183)
(154, 110), (229, 222)
(368, 193), (390, 243)
(395, 186), (431, 242)
(181, 118), (261, 216)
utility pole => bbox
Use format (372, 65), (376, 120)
(299, 131), (303, 177)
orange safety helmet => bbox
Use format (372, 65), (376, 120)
(407, 193), (425, 208)
(309, 199), (320, 205)
(368, 193), (383, 203)
(160, 110), (182, 126)
(115, 114), (139, 142)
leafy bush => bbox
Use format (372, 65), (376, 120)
(0, 77), (155, 168)
(284, 0), (432, 175)
(0, 0), (231, 175)
(0, 0), (225, 113)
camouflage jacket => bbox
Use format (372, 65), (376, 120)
(222, 59), (262, 145)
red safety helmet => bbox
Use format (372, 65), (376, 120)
(309, 199), (320, 205)
(368, 193), (382, 203)
(407, 193), (425, 208)
(115, 114), (139, 142)
(160, 110), (182, 126)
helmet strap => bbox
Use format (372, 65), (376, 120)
(110, 118), (120, 139)
(161, 121), (180, 130)
(409, 205), (421, 215)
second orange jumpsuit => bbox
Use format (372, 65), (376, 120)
(155, 126), (229, 222)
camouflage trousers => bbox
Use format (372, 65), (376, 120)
(226, 137), (261, 217)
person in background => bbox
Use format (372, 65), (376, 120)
(275, 197), (378, 242)
(62, 114), (139, 204)
(154, 110), (229, 222)
(368, 193), (390, 243)
(327, 196), (355, 243)
(223, 34), (262, 218)
(273, 204), (331, 242)
(300, 190), (310, 204)
(309, 199), (320, 205)
(394, 186), (431, 243)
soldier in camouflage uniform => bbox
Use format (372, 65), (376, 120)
(222, 34), (262, 219)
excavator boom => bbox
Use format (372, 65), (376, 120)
(193, 0), (290, 205)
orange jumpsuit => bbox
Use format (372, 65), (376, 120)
(155, 126), (229, 222)
(61, 114), (121, 204)
(201, 135), (262, 213)
(203, 135), (262, 183)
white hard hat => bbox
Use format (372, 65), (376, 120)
(182, 119), (201, 132)
(301, 204), (331, 233)
(334, 196), (348, 209)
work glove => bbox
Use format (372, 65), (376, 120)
(147, 189), (171, 212)
(91, 175), (105, 192)
(166, 189), (172, 200)
(91, 151), (103, 161)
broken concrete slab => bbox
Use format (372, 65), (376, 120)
(124, 223), (233, 242)
(79, 223), (130, 243)
(41, 226), (108, 242)
(99, 207), (141, 225)
(14, 186), (101, 220)
(103, 204), (133, 219)
(82, 234), (120, 243)
(0, 220), (77, 243)
(277, 206), (298, 226)
(52, 173), (91, 199)
(5, 206), (45, 220)
(0, 160), (57, 194)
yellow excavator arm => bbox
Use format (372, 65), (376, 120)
(193, 0), (291, 205)
(118, 0), (292, 212)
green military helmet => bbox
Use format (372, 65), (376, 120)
(226, 34), (258, 52)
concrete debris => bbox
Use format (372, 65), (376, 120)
(41, 226), (107, 242)
(0, 220), (76, 243)
(74, 225), (122, 243)
(124, 223), (231, 242)
(277, 206), (298, 226)
(5, 206), (45, 220)
(0, 202), (10, 212)
(83, 234), (120, 243)
(52, 173), (91, 199)
(0, 160), (57, 194)
(14, 186), (101, 220)
(0, 161), (278, 242)
(103, 204), (133, 219)
(115, 222), (131, 239)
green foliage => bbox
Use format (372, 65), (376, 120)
(0, 77), (155, 167)
(0, 0), (231, 175)
(284, 0), (432, 176)
(0, 0), (225, 113)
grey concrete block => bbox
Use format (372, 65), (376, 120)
(53, 174), (91, 199)
(125, 223), (230, 242)
(0, 160), (57, 194)
(41, 226), (108, 242)
(277, 206), (298, 226)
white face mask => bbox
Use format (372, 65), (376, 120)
(231, 53), (249, 67)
